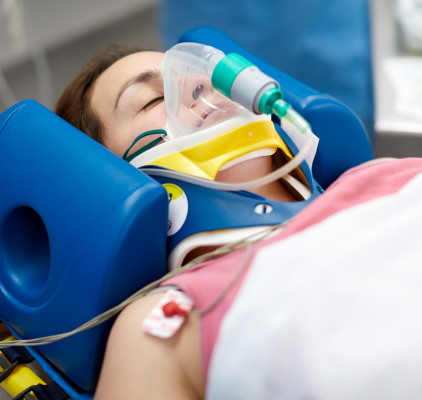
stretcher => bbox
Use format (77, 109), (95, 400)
(0, 27), (373, 399)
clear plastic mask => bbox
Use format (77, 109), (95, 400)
(163, 42), (244, 139)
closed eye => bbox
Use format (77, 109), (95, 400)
(142, 96), (164, 111)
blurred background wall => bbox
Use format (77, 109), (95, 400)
(0, 0), (162, 113)
(0, 0), (421, 159)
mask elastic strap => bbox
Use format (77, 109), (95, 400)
(122, 129), (167, 162)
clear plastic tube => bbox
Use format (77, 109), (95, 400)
(141, 107), (314, 192)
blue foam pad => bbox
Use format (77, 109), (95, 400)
(0, 100), (168, 393)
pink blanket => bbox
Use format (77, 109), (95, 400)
(208, 158), (422, 400)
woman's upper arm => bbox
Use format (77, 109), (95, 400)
(94, 292), (203, 400)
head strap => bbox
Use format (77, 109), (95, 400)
(122, 129), (167, 162)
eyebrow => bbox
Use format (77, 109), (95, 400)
(114, 69), (162, 111)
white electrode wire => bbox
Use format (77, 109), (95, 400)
(141, 119), (314, 192)
(0, 222), (287, 349)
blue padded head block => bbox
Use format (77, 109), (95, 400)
(0, 100), (168, 394)
(180, 27), (374, 188)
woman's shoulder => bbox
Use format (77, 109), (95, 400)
(95, 290), (204, 399)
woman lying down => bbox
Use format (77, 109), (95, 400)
(54, 43), (422, 399)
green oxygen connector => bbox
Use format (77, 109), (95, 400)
(211, 53), (283, 115)
(211, 52), (311, 135)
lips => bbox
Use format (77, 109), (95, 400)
(193, 103), (242, 129)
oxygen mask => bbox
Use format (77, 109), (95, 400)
(127, 42), (318, 191)
(162, 43), (244, 137)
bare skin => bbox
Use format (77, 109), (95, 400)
(216, 155), (296, 202)
(94, 292), (204, 399)
(90, 51), (167, 158)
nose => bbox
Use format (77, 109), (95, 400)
(188, 79), (231, 111)
(192, 84), (204, 101)
(186, 77), (213, 105)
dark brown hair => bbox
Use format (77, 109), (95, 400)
(55, 44), (144, 144)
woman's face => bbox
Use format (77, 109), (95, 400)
(90, 49), (295, 202)
(91, 51), (166, 157)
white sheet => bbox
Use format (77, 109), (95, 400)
(207, 171), (422, 400)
